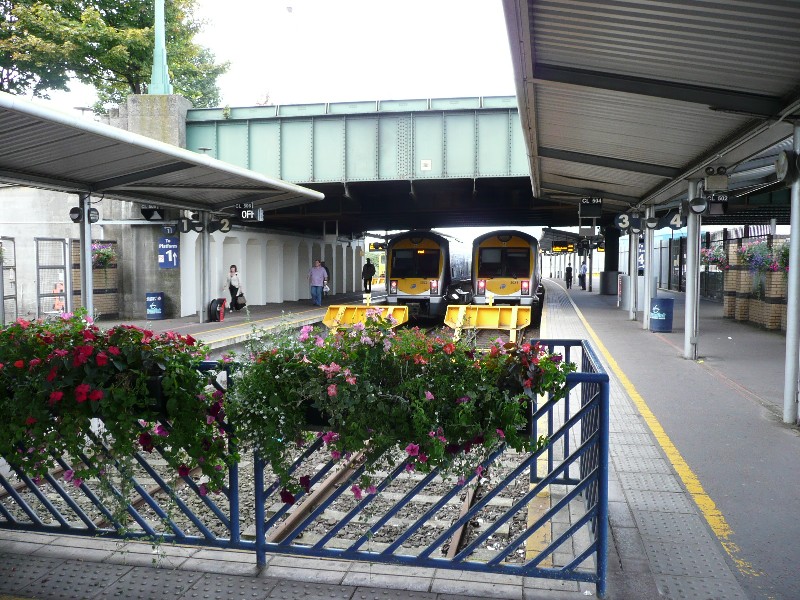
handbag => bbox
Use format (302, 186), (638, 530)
(323, 284), (330, 293)
(236, 293), (247, 309)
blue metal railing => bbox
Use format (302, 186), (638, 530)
(0, 343), (610, 597)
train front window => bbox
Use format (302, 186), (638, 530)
(506, 249), (530, 278)
(478, 247), (530, 277)
(391, 249), (441, 278)
(478, 248), (502, 277)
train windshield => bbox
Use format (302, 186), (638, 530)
(478, 247), (530, 278)
(391, 249), (441, 278)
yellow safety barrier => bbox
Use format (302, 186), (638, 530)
(322, 305), (409, 329)
(444, 305), (532, 343)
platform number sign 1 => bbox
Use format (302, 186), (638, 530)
(158, 237), (179, 269)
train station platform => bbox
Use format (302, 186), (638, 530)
(1, 279), (796, 599)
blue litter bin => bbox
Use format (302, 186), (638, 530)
(146, 292), (165, 320)
(649, 298), (673, 332)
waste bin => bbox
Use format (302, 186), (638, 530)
(146, 292), (164, 320)
(649, 298), (674, 333)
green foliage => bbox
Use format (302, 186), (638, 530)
(699, 244), (728, 270)
(227, 311), (576, 502)
(90, 242), (116, 269)
(0, 0), (228, 108)
(0, 310), (234, 505)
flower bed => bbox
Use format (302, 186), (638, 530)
(0, 311), (233, 502)
(227, 310), (575, 503)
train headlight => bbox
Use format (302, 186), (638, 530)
(389, 280), (398, 295)
(476, 279), (486, 295)
(429, 280), (439, 295)
(521, 280), (530, 295)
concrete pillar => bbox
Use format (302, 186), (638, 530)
(103, 94), (193, 318)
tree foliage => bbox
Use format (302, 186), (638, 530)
(0, 0), (228, 108)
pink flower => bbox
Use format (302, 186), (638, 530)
(63, 469), (74, 483)
(95, 352), (108, 366)
(418, 453), (428, 463)
(327, 384), (338, 397)
(28, 358), (41, 369)
(207, 415), (216, 425)
(367, 485), (377, 495)
(107, 346), (121, 356)
(405, 463), (415, 472)
(456, 395), (470, 404)
(405, 443), (420, 457)
(321, 431), (339, 444)
(315, 336), (325, 347)
(330, 450), (341, 460)
(25, 416), (37, 426)
(89, 389), (104, 402)
(72, 477), (83, 488)
(476, 465), (485, 478)
(345, 375), (357, 385)
(154, 424), (169, 437)
(198, 483), (208, 496)
(424, 390), (434, 400)
(457, 476), (466, 486)
(351, 485), (363, 500)
(496, 428), (505, 439)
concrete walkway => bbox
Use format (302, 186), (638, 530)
(2, 279), (795, 598)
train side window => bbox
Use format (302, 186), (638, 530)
(506, 249), (530, 278)
(478, 248), (502, 277)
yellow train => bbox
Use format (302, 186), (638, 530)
(386, 230), (453, 319)
(471, 229), (543, 319)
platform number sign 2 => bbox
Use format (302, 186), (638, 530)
(158, 237), (179, 269)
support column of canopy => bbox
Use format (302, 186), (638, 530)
(684, 180), (701, 361)
(200, 212), (211, 323)
(783, 122), (800, 424)
(627, 231), (637, 321)
(78, 192), (95, 319)
(642, 206), (655, 331)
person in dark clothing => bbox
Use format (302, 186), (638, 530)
(362, 259), (376, 292)
(565, 263), (573, 289)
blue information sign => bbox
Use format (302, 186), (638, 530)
(158, 237), (179, 269)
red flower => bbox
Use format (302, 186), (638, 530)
(280, 487), (296, 504)
(74, 383), (91, 403)
(138, 432), (154, 452)
(178, 464), (191, 477)
(89, 389), (104, 402)
(107, 346), (121, 356)
(95, 352), (109, 367)
(442, 343), (455, 355)
(46, 368), (58, 382)
(81, 329), (96, 342)
(72, 345), (94, 367)
(16, 318), (30, 329)
(49, 391), (64, 405)
(28, 358), (42, 369)
(185, 334), (196, 346)
(25, 416), (37, 426)
(13, 359), (24, 369)
(299, 475), (311, 493)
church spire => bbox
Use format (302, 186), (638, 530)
(149, 0), (173, 94)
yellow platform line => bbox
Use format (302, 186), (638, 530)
(560, 289), (759, 577)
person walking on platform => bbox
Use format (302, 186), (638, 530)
(565, 263), (573, 289)
(224, 265), (245, 311)
(579, 260), (588, 290)
(308, 259), (328, 307)
(362, 258), (376, 293)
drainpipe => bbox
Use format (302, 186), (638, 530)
(783, 123), (800, 424)
(79, 192), (94, 318)
(628, 231), (637, 321)
(200, 211), (210, 323)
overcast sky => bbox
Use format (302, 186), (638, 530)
(38, 0), (539, 241)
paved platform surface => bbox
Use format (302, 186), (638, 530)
(2, 278), (795, 599)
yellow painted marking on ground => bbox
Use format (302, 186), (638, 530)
(525, 453), (553, 565)
(560, 291), (759, 577)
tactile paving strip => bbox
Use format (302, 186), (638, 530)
(17, 559), (132, 599)
(626, 489), (697, 514)
(634, 510), (711, 543)
(655, 573), (749, 599)
(264, 580), (357, 599)
(0, 552), (62, 593)
(645, 540), (730, 577)
(613, 455), (674, 474)
(106, 565), (204, 598)
(616, 471), (683, 493)
(183, 572), (279, 599)
(610, 443), (664, 460)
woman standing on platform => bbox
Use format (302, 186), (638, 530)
(225, 264), (245, 310)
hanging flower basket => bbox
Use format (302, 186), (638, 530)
(91, 242), (116, 269)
